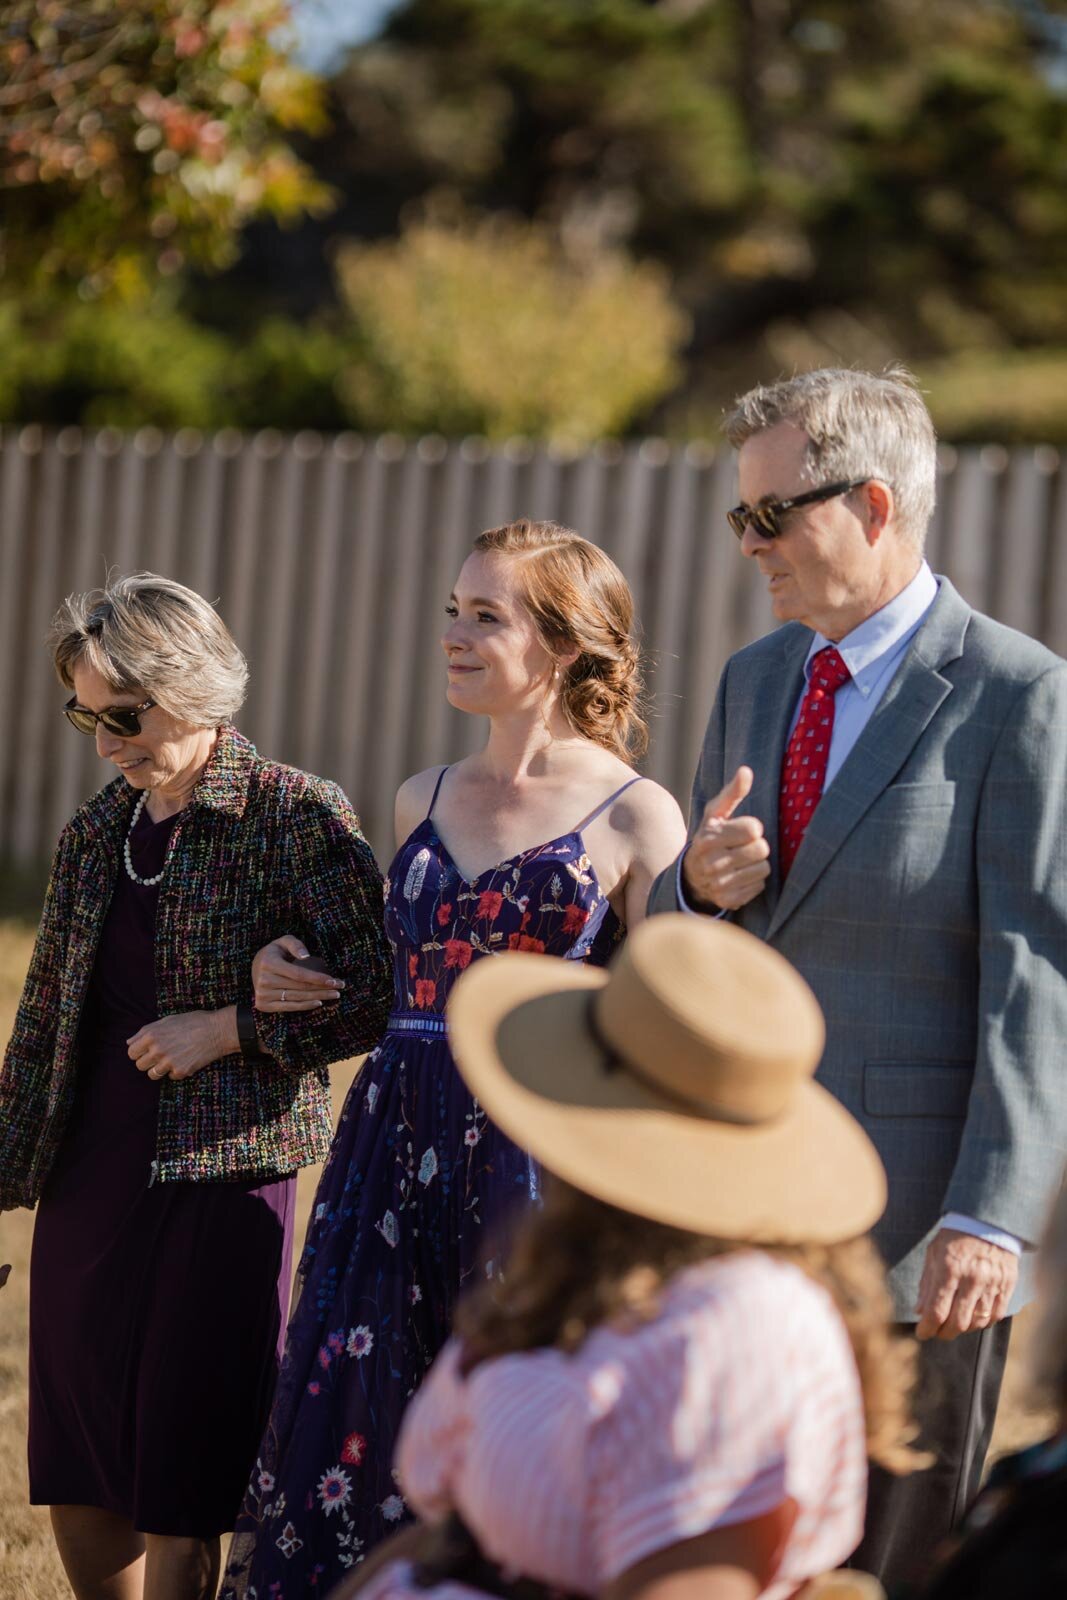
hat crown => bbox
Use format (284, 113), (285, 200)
(593, 918), (825, 1124)
(446, 912), (886, 1244)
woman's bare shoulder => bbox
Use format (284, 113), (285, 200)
(613, 774), (686, 838)
(394, 765), (450, 845)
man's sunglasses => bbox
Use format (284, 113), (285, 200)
(63, 696), (156, 737)
(727, 477), (871, 540)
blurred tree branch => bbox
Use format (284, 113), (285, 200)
(0, 0), (334, 297)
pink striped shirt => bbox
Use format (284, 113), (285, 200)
(360, 1252), (868, 1600)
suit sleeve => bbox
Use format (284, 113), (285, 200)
(252, 781), (393, 1074)
(942, 663), (1067, 1243)
(647, 661), (731, 917)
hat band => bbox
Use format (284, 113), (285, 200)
(585, 995), (778, 1128)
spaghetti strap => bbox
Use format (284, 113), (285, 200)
(425, 766), (450, 822)
(575, 776), (645, 834)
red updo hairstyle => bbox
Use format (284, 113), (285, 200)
(473, 520), (647, 760)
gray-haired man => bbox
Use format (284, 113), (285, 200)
(650, 367), (1067, 1588)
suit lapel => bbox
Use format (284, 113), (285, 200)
(765, 579), (971, 939)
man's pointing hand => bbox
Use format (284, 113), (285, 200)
(681, 766), (771, 913)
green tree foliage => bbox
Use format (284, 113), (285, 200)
(329, 0), (1067, 437)
(333, 210), (688, 441)
(0, 0), (333, 297)
(0, 294), (353, 427)
(5, 0), (1067, 438)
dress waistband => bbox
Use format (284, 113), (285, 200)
(387, 1010), (448, 1037)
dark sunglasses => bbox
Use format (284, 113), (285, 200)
(727, 477), (871, 540)
(63, 696), (156, 737)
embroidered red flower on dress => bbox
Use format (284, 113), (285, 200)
(507, 934), (546, 953)
(436, 903), (453, 926)
(341, 1431), (367, 1466)
(414, 978), (437, 1009)
(476, 890), (504, 922)
(408, 953), (418, 979)
(562, 903), (589, 936)
(443, 939), (473, 970)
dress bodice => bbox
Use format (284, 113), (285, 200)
(383, 814), (625, 1014)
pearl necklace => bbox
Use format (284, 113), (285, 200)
(124, 791), (176, 887)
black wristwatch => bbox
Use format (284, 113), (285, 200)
(236, 1002), (261, 1060)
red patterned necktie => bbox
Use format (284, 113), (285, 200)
(778, 645), (852, 878)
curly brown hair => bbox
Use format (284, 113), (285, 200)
(456, 1178), (924, 1475)
(473, 520), (647, 760)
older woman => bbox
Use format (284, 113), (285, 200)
(0, 574), (391, 1600)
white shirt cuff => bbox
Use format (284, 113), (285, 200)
(939, 1213), (1025, 1256)
(676, 849), (728, 918)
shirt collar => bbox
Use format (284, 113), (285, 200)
(187, 723), (256, 817)
(805, 562), (939, 694)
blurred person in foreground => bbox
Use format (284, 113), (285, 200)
(220, 521), (686, 1595)
(331, 912), (918, 1600)
(649, 367), (1067, 1589)
(0, 574), (391, 1600)
(905, 1183), (1067, 1599)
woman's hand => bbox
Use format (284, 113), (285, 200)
(253, 934), (344, 1012)
(127, 1008), (237, 1081)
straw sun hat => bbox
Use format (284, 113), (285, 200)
(447, 914), (886, 1244)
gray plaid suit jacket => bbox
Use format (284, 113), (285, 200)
(650, 579), (1067, 1317)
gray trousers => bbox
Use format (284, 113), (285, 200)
(850, 1319), (1012, 1593)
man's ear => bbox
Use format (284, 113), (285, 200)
(863, 479), (894, 544)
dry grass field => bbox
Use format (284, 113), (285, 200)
(0, 916), (1054, 1599)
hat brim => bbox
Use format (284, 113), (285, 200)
(448, 952), (887, 1245)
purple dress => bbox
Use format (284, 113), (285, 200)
(28, 804), (296, 1537)
(220, 772), (636, 1594)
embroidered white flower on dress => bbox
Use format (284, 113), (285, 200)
(317, 1467), (352, 1515)
(257, 1469), (275, 1492)
(380, 1493), (406, 1522)
(409, 1283), (422, 1304)
(347, 1325), (375, 1359)
(275, 1520), (303, 1557)
(464, 1127), (480, 1147)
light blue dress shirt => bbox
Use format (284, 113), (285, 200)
(794, 561), (940, 779)
(682, 561), (1022, 1256)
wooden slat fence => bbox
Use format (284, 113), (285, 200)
(1, 426), (1065, 871)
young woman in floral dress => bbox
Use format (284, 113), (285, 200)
(220, 520), (686, 1596)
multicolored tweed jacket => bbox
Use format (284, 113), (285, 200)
(0, 726), (392, 1208)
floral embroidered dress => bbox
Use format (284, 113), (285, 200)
(220, 770), (637, 1596)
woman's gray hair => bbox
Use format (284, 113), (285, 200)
(725, 366), (937, 548)
(48, 573), (248, 728)
(1027, 1187), (1067, 1423)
